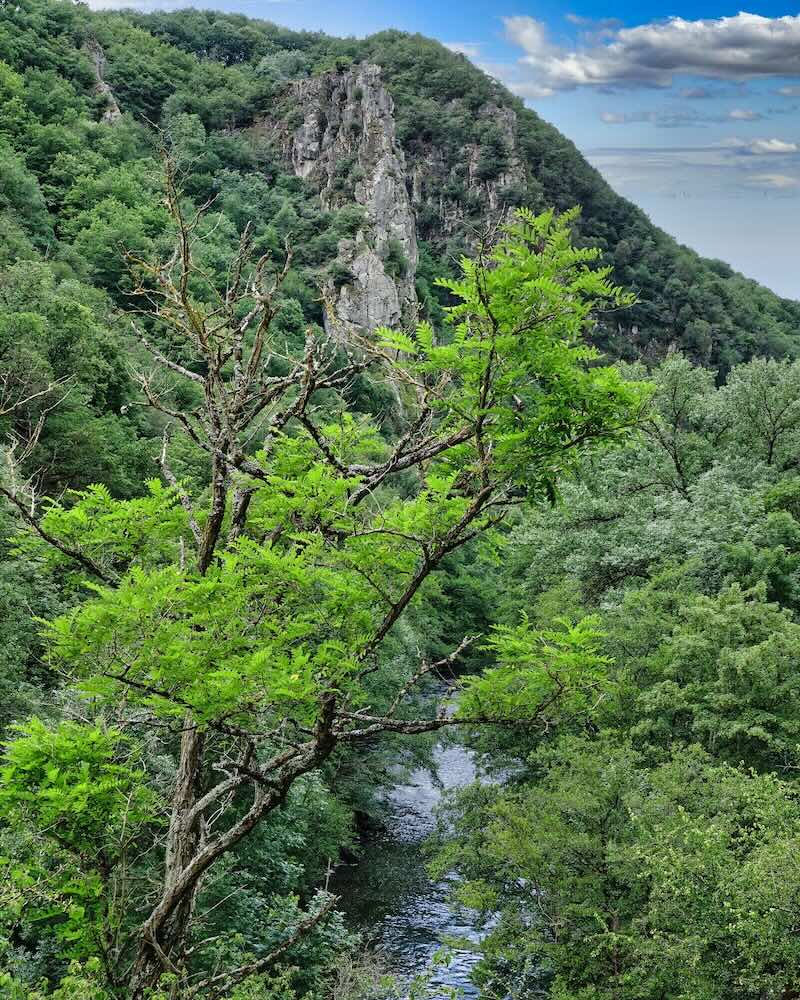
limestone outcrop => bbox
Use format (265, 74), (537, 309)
(84, 39), (122, 125)
(261, 63), (418, 340)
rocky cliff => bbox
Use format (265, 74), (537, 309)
(84, 39), (122, 125)
(259, 64), (419, 340)
(243, 34), (800, 367)
(259, 63), (537, 341)
(409, 103), (529, 241)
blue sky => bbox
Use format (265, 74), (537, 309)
(93, 0), (800, 298)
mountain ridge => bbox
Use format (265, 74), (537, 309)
(110, 12), (800, 368)
(1, 0), (799, 397)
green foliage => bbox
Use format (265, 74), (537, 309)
(459, 616), (609, 721)
(49, 545), (369, 726)
(0, 138), (52, 244)
(437, 741), (800, 1000)
(602, 582), (800, 771)
(474, 128), (509, 183)
(0, 258), (153, 495)
(0, 959), (113, 1000)
(2, 5), (800, 995)
(719, 356), (800, 465)
(0, 719), (155, 958)
(0, 191), (645, 994)
(2, 0), (799, 379)
(381, 238), (408, 280)
(25, 481), (187, 579)
(436, 350), (800, 996)
(41, 208), (644, 728)
(0, 719), (151, 856)
(352, 31), (800, 369)
(415, 208), (647, 492)
(0, 535), (65, 729)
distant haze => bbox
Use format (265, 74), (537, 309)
(627, 193), (797, 301)
(584, 151), (800, 300)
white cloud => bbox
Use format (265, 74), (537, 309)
(681, 87), (712, 99)
(586, 143), (800, 209)
(503, 12), (800, 93)
(728, 107), (762, 121)
(747, 138), (799, 154)
(721, 136), (799, 154)
(598, 108), (778, 128)
(506, 79), (558, 99)
(444, 42), (482, 59)
(565, 14), (621, 30)
(564, 14), (622, 43)
(745, 173), (800, 189)
(600, 111), (629, 123)
(599, 109), (695, 127)
(777, 85), (800, 97)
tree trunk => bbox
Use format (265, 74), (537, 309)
(197, 455), (227, 575)
(128, 700), (340, 997)
(130, 725), (205, 997)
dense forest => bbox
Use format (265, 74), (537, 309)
(2, 2), (800, 999)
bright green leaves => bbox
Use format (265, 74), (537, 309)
(439, 346), (800, 997)
(0, 200), (651, 992)
(22, 209), (649, 737)
(0, 958), (114, 1000)
(399, 208), (650, 497)
(47, 541), (375, 727)
(0, 719), (149, 847)
(457, 615), (610, 721)
(249, 422), (371, 541)
(0, 720), (154, 958)
(375, 329), (419, 356)
(16, 480), (188, 582)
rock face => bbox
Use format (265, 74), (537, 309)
(84, 39), (122, 125)
(261, 63), (418, 340)
(259, 64), (532, 341)
(410, 103), (529, 242)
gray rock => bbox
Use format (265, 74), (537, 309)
(262, 63), (419, 342)
(84, 39), (122, 125)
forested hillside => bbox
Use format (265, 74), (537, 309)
(435, 353), (800, 997)
(2, 2), (800, 999)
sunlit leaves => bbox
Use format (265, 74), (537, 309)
(47, 542), (375, 725)
(0, 203), (650, 991)
(15, 480), (187, 583)
(0, 719), (152, 852)
(458, 615), (610, 721)
(404, 208), (650, 496)
(375, 328), (418, 356)
(0, 720), (155, 957)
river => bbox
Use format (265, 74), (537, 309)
(333, 742), (484, 997)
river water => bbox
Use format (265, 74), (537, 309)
(333, 742), (484, 997)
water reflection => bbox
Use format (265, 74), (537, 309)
(334, 744), (483, 997)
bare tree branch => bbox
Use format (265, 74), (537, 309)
(188, 893), (338, 999)
(0, 485), (117, 585)
(157, 426), (202, 545)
